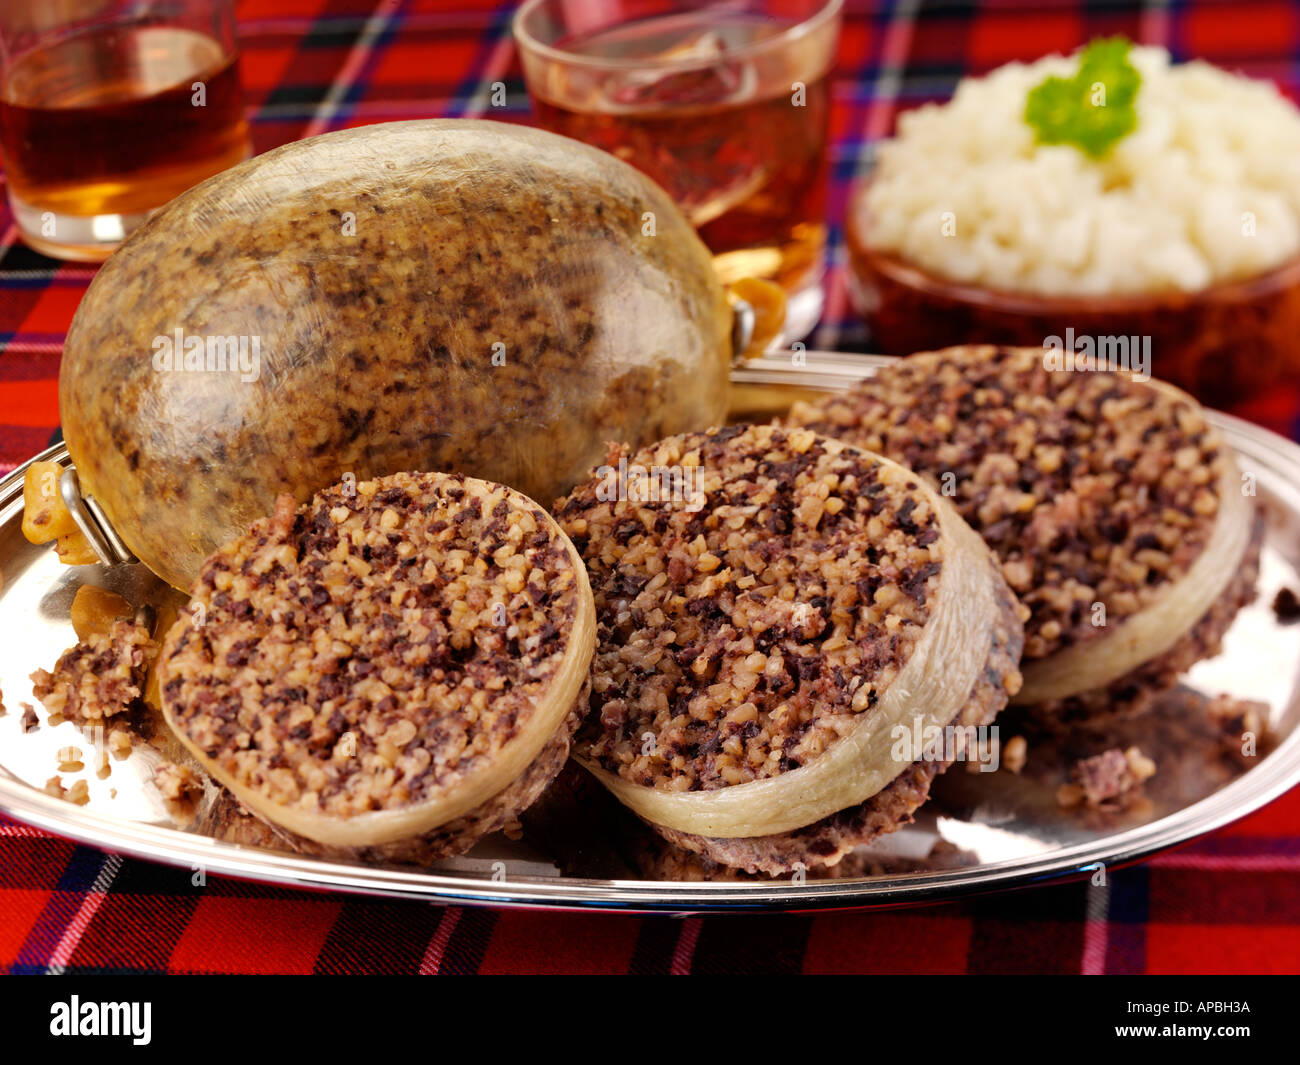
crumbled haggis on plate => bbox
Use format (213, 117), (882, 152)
(20, 704), (38, 734)
(1058, 746), (1156, 808)
(108, 730), (133, 759)
(154, 761), (204, 824)
(41, 776), (89, 806)
(30, 618), (156, 726)
(1205, 694), (1273, 766)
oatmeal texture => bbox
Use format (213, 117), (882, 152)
(160, 471), (584, 826)
(155, 761), (203, 803)
(1206, 693), (1274, 767)
(649, 569), (1024, 875)
(1041, 511), (1263, 722)
(291, 689), (589, 864)
(1058, 746), (1157, 808)
(788, 345), (1239, 661)
(202, 688), (589, 863)
(556, 424), (946, 795)
(30, 619), (156, 724)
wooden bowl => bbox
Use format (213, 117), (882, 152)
(846, 200), (1300, 406)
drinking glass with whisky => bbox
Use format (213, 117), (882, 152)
(515, 0), (843, 343)
(0, 0), (250, 261)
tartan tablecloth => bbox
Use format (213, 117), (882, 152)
(2, 0), (1299, 975)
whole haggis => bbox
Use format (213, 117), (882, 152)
(60, 119), (733, 589)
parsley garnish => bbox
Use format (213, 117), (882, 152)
(1025, 38), (1142, 159)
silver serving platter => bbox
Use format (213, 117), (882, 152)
(2, 357), (1299, 913)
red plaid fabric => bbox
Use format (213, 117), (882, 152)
(1, 0), (1298, 975)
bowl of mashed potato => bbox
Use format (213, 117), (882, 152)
(847, 40), (1300, 402)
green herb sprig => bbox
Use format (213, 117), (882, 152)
(1024, 37), (1142, 159)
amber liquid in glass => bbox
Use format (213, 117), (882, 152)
(0, 24), (248, 220)
(530, 12), (830, 293)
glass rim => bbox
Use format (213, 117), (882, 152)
(512, 0), (844, 73)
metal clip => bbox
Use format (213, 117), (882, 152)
(59, 467), (137, 567)
(730, 297), (755, 365)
